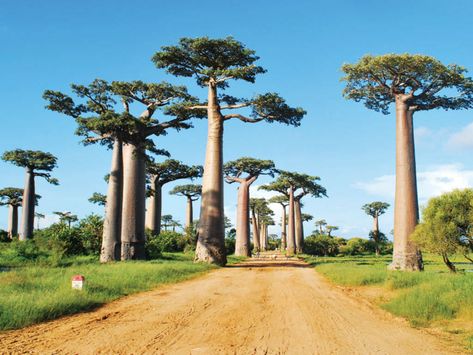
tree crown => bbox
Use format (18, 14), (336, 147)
(169, 184), (202, 199)
(260, 171), (327, 199)
(268, 194), (289, 206)
(2, 150), (59, 184)
(342, 54), (473, 114)
(147, 159), (203, 185)
(224, 157), (276, 183)
(362, 201), (390, 218)
(89, 192), (107, 206)
(0, 187), (23, 206)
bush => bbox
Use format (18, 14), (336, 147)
(147, 231), (186, 253)
(76, 214), (103, 255)
(304, 235), (339, 256)
(225, 236), (236, 255)
(0, 230), (9, 243)
(339, 238), (372, 255)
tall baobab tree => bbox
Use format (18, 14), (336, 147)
(315, 219), (327, 234)
(169, 184), (202, 229)
(44, 79), (200, 261)
(342, 54), (473, 270)
(326, 225), (339, 237)
(153, 37), (306, 265)
(223, 157), (276, 256)
(249, 198), (267, 252)
(2, 150), (58, 240)
(34, 212), (45, 230)
(54, 211), (78, 228)
(259, 214), (275, 251)
(362, 201), (390, 256)
(268, 195), (289, 250)
(260, 171), (326, 254)
(146, 159), (202, 235)
(0, 188), (23, 239)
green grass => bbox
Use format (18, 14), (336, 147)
(0, 253), (216, 330)
(302, 254), (473, 347)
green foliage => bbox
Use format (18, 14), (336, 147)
(304, 234), (340, 256)
(88, 192), (106, 206)
(412, 189), (473, 270)
(169, 184), (201, 200)
(260, 170), (327, 199)
(268, 194), (288, 206)
(224, 157), (276, 182)
(0, 187), (23, 207)
(2, 150), (59, 184)
(147, 231), (186, 253)
(0, 255), (214, 330)
(341, 54), (473, 114)
(340, 237), (373, 255)
(225, 234), (236, 255)
(148, 159), (203, 185)
(152, 36), (266, 88)
(362, 201), (390, 218)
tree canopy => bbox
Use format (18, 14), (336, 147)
(224, 157), (276, 183)
(259, 171), (327, 199)
(2, 150), (59, 184)
(268, 195), (289, 206)
(0, 188), (24, 207)
(147, 159), (203, 185)
(342, 54), (473, 114)
(362, 201), (390, 218)
(169, 184), (202, 200)
(89, 192), (107, 206)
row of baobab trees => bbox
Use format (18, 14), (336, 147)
(2, 37), (473, 271)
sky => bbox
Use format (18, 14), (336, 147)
(1, 0), (473, 238)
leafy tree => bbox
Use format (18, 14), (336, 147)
(326, 225), (338, 237)
(2, 150), (58, 240)
(161, 214), (174, 232)
(249, 198), (269, 252)
(89, 192), (107, 206)
(362, 201), (390, 256)
(224, 157), (276, 256)
(53, 211), (79, 228)
(146, 159), (202, 235)
(304, 234), (339, 256)
(260, 171), (326, 254)
(169, 184), (202, 229)
(314, 219), (327, 234)
(342, 54), (473, 270)
(412, 189), (473, 272)
(340, 238), (372, 256)
(268, 195), (289, 250)
(44, 79), (200, 261)
(34, 212), (45, 230)
(153, 37), (306, 265)
(0, 188), (23, 239)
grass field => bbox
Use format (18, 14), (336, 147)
(304, 254), (473, 349)
(0, 253), (244, 331)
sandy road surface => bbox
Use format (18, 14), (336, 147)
(0, 258), (463, 355)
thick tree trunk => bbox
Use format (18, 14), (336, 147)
(287, 186), (296, 256)
(19, 168), (35, 240)
(251, 209), (260, 252)
(100, 139), (123, 262)
(235, 181), (251, 256)
(121, 142), (146, 260)
(145, 177), (162, 235)
(185, 196), (193, 229)
(260, 224), (267, 251)
(7, 205), (18, 239)
(195, 82), (227, 265)
(281, 205), (287, 251)
(294, 199), (304, 253)
(373, 215), (380, 256)
(389, 100), (423, 271)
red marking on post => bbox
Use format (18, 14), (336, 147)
(72, 275), (85, 281)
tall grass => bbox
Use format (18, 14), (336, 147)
(0, 253), (215, 330)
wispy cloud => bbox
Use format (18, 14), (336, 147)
(354, 164), (473, 202)
(447, 122), (473, 150)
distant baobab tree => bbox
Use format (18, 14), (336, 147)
(0, 188), (24, 239)
(34, 212), (45, 230)
(268, 195), (289, 250)
(169, 184), (202, 230)
(362, 202), (390, 256)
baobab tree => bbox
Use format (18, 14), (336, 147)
(362, 201), (390, 256)
(0, 188), (23, 239)
(44, 79), (200, 261)
(169, 184), (202, 229)
(315, 219), (327, 234)
(259, 215), (275, 251)
(249, 198), (268, 252)
(54, 211), (78, 228)
(268, 195), (289, 250)
(34, 212), (45, 230)
(153, 37), (306, 265)
(146, 159), (202, 235)
(161, 214), (174, 231)
(260, 171), (326, 254)
(223, 157), (276, 256)
(89, 192), (107, 206)
(342, 54), (473, 270)
(326, 225), (339, 237)
(2, 150), (58, 240)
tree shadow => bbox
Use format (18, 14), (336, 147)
(227, 261), (311, 268)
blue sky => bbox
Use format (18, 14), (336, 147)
(1, 0), (473, 238)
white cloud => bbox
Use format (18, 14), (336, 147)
(447, 122), (473, 150)
(355, 164), (473, 202)
(414, 126), (432, 139)
(34, 213), (60, 229)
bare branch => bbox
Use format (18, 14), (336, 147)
(223, 114), (265, 123)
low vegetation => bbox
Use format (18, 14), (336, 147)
(304, 254), (473, 348)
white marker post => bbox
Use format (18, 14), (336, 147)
(72, 275), (85, 290)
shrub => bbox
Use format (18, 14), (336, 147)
(339, 238), (372, 255)
(147, 231), (186, 253)
(304, 234), (339, 256)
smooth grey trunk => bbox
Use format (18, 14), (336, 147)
(235, 181), (251, 256)
(294, 199), (304, 253)
(195, 82), (227, 265)
(287, 186), (296, 255)
(251, 208), (260, 252)
(121, 142), (146, 260)
(260, 223), (267, 251)
(145, 177), (162, 235)
(389, 99), (423, 271)
(8, 205), (18, 239)
(373, 214), (380, 256)
(185, 196), (193, 229)
(19, 168), (35, 240)
(100, 139), (123, 262)
(281, 205), (287, 251)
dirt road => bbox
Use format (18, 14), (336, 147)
(0, 258), (463, 354)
